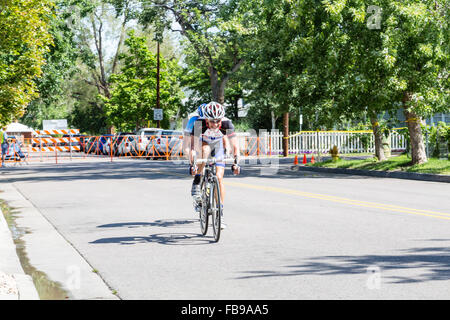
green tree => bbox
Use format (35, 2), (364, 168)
(325, 0), (449, 164)
(67, 61), (108, 134)
(21, 0), (81, 129)
(139, 0), (256, 104)
(180, 52), (245, 122)
(101, 31), (183, 131)
(246, 0), (449, 164)
(388, 0), (449, 164)
(0, 0), (54, 125)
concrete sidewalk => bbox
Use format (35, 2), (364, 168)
(0, 181), (119, 300)
(0, 203), (39, 300)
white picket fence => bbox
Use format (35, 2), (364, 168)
(236, 130), (407, 156)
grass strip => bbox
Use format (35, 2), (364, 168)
(309, 154), (450, 175)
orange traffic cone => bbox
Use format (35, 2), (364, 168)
(311, 155), (315, 164)
(294, 154), (299, 165)
(302, 154), (307, 164)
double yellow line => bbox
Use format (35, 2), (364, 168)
(152, 168), (449, 221)
(224, 181), (450, 221)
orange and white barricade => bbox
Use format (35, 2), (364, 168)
(27, 129), (82, 163)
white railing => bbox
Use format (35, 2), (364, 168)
(236, 130), (407, 156)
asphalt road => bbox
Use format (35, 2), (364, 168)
(1, 158), (449, 299)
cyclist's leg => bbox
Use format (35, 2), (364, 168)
(216, 165), (225, 204)
(198, 141), (211, 172)
(208, 140), (226, 229)
(212, 139), (226, 203)
(191, 141), (211, 198)
(191, 137), (203, 196)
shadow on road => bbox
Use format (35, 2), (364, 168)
(97, 219), (198, 229)
(89, 232), (216, 246)
(235, 240), (450, 284)
(1, 159), (375, 184)
(91, 219), (216, 245)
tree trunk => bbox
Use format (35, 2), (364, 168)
(111, 3), (131, 75)
(403, 94), (427, 164)
(271, 111), (277, 130)
(283, 112), (289, 157)
(217, 79), (227, 105)
(370, 116), (386, 161)
(231, 95), (239, 120)
(208, 59), (243, 105)
(210, 78), (225, 104)
(209, 67), (221, 103)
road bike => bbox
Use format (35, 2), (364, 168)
(192, 154), (238, 242)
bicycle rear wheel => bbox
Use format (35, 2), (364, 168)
(199, 178), (208, 235)
(210, 176), (222, 242)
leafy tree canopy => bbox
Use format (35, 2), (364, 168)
(0, 0), (55, 125)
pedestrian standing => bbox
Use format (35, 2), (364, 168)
(1, 126), (9, 167)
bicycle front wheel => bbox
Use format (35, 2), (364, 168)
(210, 176), (222, 242)
(199, 178), (208, 236)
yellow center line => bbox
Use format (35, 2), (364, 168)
(224, 181), (450, 221)
(151, 169), (450, 221)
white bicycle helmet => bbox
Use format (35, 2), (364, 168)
(204, 101), (225, 120)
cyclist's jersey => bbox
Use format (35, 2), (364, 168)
(184, 111), (203, 135)
(189, 117), (236, 144)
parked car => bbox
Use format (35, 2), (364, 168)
(79, 136), (90, 152)
(98, 134), (115, 155)
(112, 132), (135, 155)
(116, 135), (136, 156)
(146, 130), (183, 159)
(134, 128), (162, 155)
(85, 137), (98, 154)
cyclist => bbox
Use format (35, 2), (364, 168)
(183, 103), (206, 166)
(189, 101), (240, 228)
(183, 103), (232, 173)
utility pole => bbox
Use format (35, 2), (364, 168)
(156, 41), (160, 128)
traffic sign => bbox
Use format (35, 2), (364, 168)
(154, 109), (163, 121)
(43, 119), (68, 130)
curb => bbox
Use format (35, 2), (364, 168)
(0, 183), (119, 300)
(0, 206), (40, 300)
(289, 165), (450, 183)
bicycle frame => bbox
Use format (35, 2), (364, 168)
(193, 156), (226, 242)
